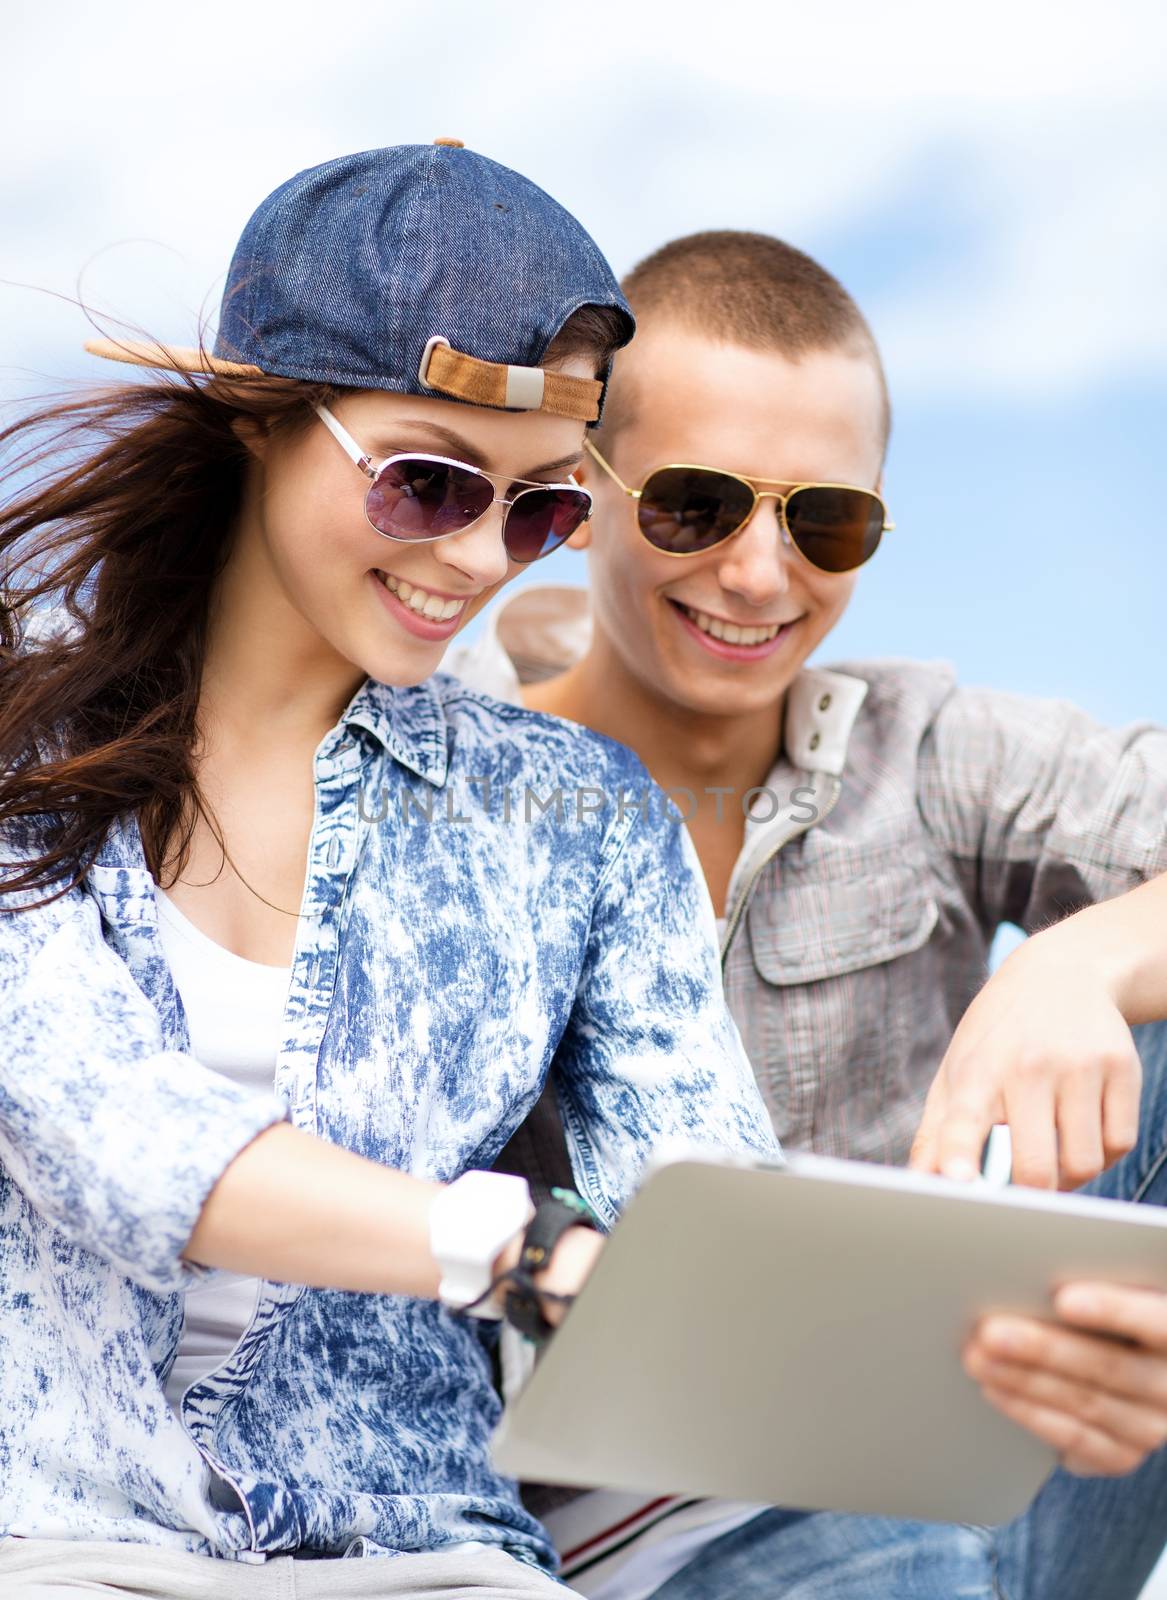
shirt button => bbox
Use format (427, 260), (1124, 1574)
(818, 693), (832, 712)
(809, 731), (822, 752)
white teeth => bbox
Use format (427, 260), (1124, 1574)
(680, 603), (783, 645)
(379, 572), (465, 623)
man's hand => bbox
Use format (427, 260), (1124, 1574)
(964, 1283), (1167, 1475)
(910, 935), (1141, 1190)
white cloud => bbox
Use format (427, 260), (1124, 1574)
(1, 0), (1163, 403)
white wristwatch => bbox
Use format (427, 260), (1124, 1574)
(429, 1171), (534, 1317)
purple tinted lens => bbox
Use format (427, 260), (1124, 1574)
(504, 487), (591, 563)
(366, 458), (493, 540)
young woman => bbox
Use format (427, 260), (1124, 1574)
(0, 146), (778, 1598)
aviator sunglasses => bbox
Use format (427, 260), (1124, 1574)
(584, 440), (893, 573)
(316, 405), (593, 563)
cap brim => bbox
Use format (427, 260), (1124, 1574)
(83, 337), (264, 378)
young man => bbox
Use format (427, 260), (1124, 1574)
(449, 232), (1167, 1599)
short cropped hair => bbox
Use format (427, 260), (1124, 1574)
(602, 230), (891, 453)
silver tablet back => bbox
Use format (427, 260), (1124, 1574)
(493, 1154), (1167, 1525)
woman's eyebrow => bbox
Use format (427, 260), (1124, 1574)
(369, 420), (582, 478)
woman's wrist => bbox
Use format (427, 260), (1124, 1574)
(428, 1171), (533, 1314)
(487, 1202), (604, 1331)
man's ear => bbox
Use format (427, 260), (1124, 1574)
(231, 415), (268, 461)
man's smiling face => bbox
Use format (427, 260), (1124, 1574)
(574, 325), (887, 720)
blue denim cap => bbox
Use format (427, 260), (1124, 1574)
(85, 140), (634, 424)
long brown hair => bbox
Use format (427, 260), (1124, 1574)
(0, 307), (626, 907)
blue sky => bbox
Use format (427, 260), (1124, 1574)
(2, 0), (1164, 727)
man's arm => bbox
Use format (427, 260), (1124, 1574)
(912, 689), (1167, 1188)
(918, 686), (1167, 938)
(910, 875), (1167, 1477)
(911, 872), (1167, 1187)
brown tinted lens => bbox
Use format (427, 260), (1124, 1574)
(783, 487), (885, 573)
(366, 457), (493, 540)
(504, 487), (592, 564)
(637, 468), (756, 554)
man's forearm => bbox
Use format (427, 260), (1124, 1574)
(1036, 871), (1167, 1025)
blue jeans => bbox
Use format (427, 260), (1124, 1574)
(648, 1022), (1167, 1600)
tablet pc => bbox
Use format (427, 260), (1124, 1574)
(492, 1153), (1167, 1526)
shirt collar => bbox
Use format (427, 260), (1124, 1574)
(335, 675), (449, 788)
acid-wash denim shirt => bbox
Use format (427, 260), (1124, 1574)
(0, 670), (778, 1567)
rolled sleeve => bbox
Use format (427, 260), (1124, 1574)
(1, 887), (288, 1293)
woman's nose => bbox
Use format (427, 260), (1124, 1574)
(431, 504), (512, 588)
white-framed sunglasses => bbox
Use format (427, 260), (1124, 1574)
(315, 405), (592, 564)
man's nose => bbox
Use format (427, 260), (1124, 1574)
(713, 496), (794, 604)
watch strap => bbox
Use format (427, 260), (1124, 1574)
(502, 1190), (600, 1342)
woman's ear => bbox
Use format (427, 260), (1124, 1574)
(567, 458), (593, 549)
(231, 416), (268, 461)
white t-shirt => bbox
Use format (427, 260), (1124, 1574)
(152, 885), (291, 1412)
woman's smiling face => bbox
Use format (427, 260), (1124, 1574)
(238, 372), (595, 688)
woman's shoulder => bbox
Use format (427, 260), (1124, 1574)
(425, 671), (652, 786)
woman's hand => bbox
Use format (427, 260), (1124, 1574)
(491, 1224), (604, 1327)
(964, 1282), (1167, 1475)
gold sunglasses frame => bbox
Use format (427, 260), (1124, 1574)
(583, 439), (894, 569)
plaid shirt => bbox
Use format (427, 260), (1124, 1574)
(450, 584), (1167, 1170)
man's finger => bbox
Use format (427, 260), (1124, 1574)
(908, 1080), (947, 1172)
(967, 1351), (1167, 1458)
(1055, 1283), (1167, 1353)
(1003, 1070), (1058, 1189)
(972, 1314), (1167, 1410)
(934, 1094), (997, 1183)
(1101, 1056), (1142, 1167)
(1054, 1068), (1106, 1191)
(978, 1384), (1148, 1477)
